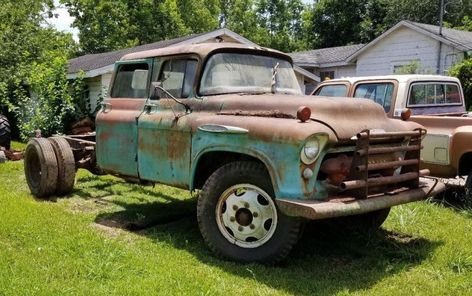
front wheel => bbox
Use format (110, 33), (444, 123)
(197, 161), (303, 264)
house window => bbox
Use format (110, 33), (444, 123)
(319, 71), (335, 81)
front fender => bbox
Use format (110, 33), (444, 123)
(450, 125), (472, 173)
(190, 127), (326, 200)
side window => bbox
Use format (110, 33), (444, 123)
(158, 59), (197, 98)
(408, 83), (461, 106)
(445, 84), (461, 103)
(313, 85), (347, 97)
(111, 63), (149, 98)
(353, 83), (394, 112)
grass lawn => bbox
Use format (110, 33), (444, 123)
(0, 142), (471, 295)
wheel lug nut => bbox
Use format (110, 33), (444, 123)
(249, 224), (255, 229)
(244, 202), (250, 208)
(238, 226), (244, 231)
(230, 216), (235, 222)
(232, 205), (238, 211)
(253, 212), (258, 218)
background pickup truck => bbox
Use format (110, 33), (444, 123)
(313, 75), (472, 199)
(23, 47), (443, 264)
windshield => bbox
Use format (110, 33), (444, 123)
(200, 53), (301, 96)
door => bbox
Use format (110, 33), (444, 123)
(137, 57), (198, 188)
(96, 60), (152, 177)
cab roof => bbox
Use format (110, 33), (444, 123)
(121, 42), (291, 62)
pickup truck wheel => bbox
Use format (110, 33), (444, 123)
(48, 137), (76, 196)
(197, 161), (302, 264)
(24, 138), (58, 198)
(0, 114), (11, 150)
(465, 172), (472, 205)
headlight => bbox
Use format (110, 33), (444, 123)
(301, 139), (320, 164)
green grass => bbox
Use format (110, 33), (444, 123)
(0, 151), (471, 295)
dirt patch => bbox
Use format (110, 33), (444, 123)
(386, 231), (416, 244)
(92, 223), (123, 239)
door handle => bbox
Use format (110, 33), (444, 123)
(144, 103), (158, 114)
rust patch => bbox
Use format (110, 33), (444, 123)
(217, 110), (295, 119)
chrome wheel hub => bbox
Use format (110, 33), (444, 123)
(216, 184), (278, 248)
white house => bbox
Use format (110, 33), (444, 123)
(291, 20), (472, 81)
(67, 28), (320, 111)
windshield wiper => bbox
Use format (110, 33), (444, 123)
(271, 62), (280, 94)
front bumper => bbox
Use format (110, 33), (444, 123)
(276, 177), (445, 220)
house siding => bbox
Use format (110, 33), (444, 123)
(356, 27), (464, 76)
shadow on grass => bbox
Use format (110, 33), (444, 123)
(430, 186), (472, 217)
(71, 175), (441, 295)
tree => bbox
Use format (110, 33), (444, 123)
(62, 0), (221, 54)
(0, 0), (77, 139)
(255, 0), (308, 51)
(220, 0), (265, 43)
(309, 0), (472, 49)
(451, 15), (472, 31)
(449, 58), (472, 110)
(310, 0), (378, 48)
(220, 0), (311, 52)
(381, 0), (440, 28)
(177, 0), (220, 33)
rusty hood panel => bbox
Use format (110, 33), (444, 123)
(198, 94), (422, 142)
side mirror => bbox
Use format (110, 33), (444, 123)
(150, 81), (162, 100)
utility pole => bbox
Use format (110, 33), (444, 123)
(439, 0), (444, 36)
(437, 0), (445, 74)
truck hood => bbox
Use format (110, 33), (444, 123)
(201, 94), (421, 142)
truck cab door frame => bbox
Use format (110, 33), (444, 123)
(137, 55), (200, 188)
(95, 59), (153, 177)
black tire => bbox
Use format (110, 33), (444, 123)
(0, 114), (11, 150)
(197, 161), (303, 264)
(465, 171), (472, 206)
(48, 137), (76, 196)
(24, 138), (58, 198)
(332, 208), (391, 232)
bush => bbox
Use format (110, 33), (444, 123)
(13, 53), (75, 140)
(0, 1), (79, 141)
(449, 58), (472, 111)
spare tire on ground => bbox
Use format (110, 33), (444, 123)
(0, 114), (11, 150)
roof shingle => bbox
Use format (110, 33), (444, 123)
(289, 44), (365, 67)
(408, 21), (472, 51)
(68, 33), (206, 74)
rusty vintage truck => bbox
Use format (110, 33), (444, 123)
(24, 44), (444, 263)
(313, 75), (472, 199)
